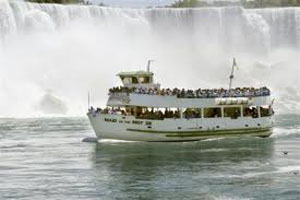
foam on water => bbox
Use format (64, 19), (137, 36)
(202, 137), (226, 142)
(98, 139), (137, 143)
(0, 1), (299, 117)
(212, 196), (252, 200)
(200, 148), (228, 153)
(210, 163), (300, 179)
(271, 127), (300, 138)
(277, 165), (300, 174)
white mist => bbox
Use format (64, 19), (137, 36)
(0, 1), (299, 117)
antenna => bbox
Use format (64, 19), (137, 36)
(147, 60), (155, 72)
(229, 58), (237, 90)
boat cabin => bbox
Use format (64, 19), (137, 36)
(117, 70), (160, 89)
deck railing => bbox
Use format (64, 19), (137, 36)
(108, 86), (271, 98)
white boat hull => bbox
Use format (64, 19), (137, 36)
(88, 113), (273, 142)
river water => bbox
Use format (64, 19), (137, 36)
(0, 115), (299, 199)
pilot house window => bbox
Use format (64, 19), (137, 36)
(132, 77), (139, 84)
(139, 76), (150, 84)
(122, 77), (132, 84)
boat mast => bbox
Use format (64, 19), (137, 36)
(147, 60), (154, 72)
(229, 58), (237, 90)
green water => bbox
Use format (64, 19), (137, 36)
(0, 115), (299, 199)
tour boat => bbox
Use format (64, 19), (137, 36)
(87, 60), (274, 142)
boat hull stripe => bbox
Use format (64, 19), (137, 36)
(126, 128), (272, 138)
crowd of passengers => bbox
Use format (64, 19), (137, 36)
(108, 86), (270, 98)
(90, 106), (273, 119)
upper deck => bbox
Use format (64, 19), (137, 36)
(109, 61), (272, 108)
(107, 86), (272, 108)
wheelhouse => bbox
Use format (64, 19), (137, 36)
(117, 71), (160, 89)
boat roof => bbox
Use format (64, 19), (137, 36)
(117, 70), (154, 77)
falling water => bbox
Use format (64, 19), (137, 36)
(0, 0), (299, 117)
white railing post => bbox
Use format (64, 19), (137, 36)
(221, 106), (224, 118)
(180, 108), (183, 119)
(240, 106), (243, 117)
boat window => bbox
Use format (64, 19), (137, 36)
(164, 108), (180, 119)
(136, 107), (180, 120)
(224, 107), (241, 119)
(139, 76), (150, 84)
(132, 77), (139, 84)
(122, 77), (132, 84)
(121, 76), (139, 84)
(243, 106), (259, 118)
(183, 108), (202, 119)
(260, 105), (273, 117)
(204, 108), (221, 118)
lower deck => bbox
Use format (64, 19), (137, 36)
(88, 113), (274, 141)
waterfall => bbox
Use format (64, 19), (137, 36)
(0, 0), (17, 41)
(4, 2), (300, 49)
(0, 0), (299, 117)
